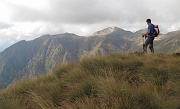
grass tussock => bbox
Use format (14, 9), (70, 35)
(0, 52), (180, 109)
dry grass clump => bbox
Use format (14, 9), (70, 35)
(0, 52), (180, 109)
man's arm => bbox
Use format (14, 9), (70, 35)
(142, 29), (150, 37)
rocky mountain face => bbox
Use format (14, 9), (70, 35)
(0, 27), (179, 89)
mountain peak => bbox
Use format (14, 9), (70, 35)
(93, 27), (118, 36)
(93, 27), (132, 36)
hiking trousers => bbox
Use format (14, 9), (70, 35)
(143, 37), (154, 53)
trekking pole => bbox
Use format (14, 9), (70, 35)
(142, 35), (145, 52)
(142, 36), (144, 45)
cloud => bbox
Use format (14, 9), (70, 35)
(0, 0), (180, 51)
(9, 0), (180, 33)
(0, 22), (13, 29)
(8, 0), (149, 24)
(7, 0), (180, 30)
(2, 0), (180, 25)
(10, 0), (119, 24)
(0, 28), (19, 51)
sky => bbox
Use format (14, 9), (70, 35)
(0, 0), (180, 51)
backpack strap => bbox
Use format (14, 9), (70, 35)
(151, 24), (155, 36)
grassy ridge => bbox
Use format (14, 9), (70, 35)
(0, 53), (180, 109)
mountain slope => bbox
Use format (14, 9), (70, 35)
(0, 33), (83, 88)
(0, 28), (132, 88)
(0, 27), (180, 89)
(0, 53), (180, 109)
(156, 30), (180, 53)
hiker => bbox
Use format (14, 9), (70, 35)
(142, 19), (154, 53)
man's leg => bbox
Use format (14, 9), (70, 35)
(149, 38), (154, 53)
(143, 44), (146, 52)
(143, 38), (150, 52)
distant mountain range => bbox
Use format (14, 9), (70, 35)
(0, 27), (179, 88)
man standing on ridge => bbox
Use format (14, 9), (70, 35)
(142, 19), (154, 53)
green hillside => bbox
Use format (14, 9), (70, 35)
(0, 53), (180, 109)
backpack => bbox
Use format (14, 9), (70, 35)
(152, 25), (160, 37)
